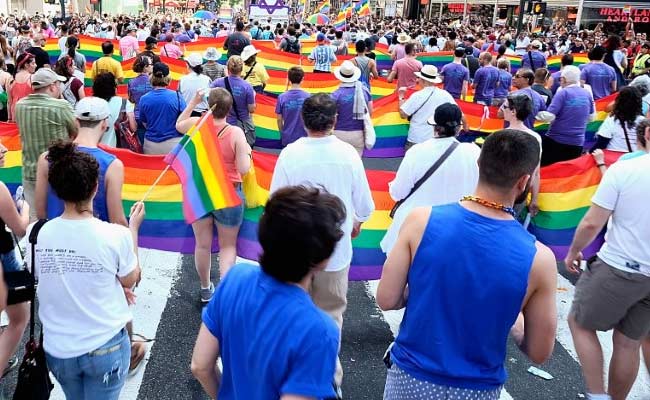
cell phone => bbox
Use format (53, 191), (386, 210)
(14, 186), (23, 212)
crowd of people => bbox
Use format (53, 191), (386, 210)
(0, 7), (647, 400)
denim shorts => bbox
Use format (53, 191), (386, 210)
(0, 250), (22, 272)
(210, 183), (245, 228)
(46, 328), (130, 400)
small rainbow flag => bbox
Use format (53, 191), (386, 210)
(355, 0), (371, 17)
(341, 1), (354, 17)
(163, 115), (241, 223)
(315, 0), (331, 14)
(334, 11), (347, 30)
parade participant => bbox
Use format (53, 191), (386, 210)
(139, 62), (186, 154)
(128, 55), (153, 145)
(532, 68), (553, 107)
(202, 47), (224, 82)
(137, 37), (162, 65)
(630, 42), (650, 78)
(581, 46), (617, 100)
(12, 25), (32, 58)
(499, 68), (546, 129)
(179, 53), (211, 117)
(28, 140), (143, 400)
(92, 72), (123, 147)
(462, 45), (480, 81)
(387, 43), (423, 89)
(90, 41), (125, 83)
(493, 58), (512, 107)
(279, 27), (301, 54)
(521, 40), (547, 72)
(0, 142), (30, 376)
(59, 36), (86, 76)
(0, 35), (14, 76)
(379, 129), (556, 400)
(275, 66), (309, 146)
(515, 31), (531, 56)
(536, 65), (594, 166)
(439, 47), (470, 101)
(565, 120), (650, 400)
(191, 186), (342, 399)
(399, 65), (454, 149)
(7, 53), (35, 121)
(210, 56), (257, 147)
(53, 56), (85, 107)
(240, 45), (269, 94)
(381, 103), (479, 254)
(224, 21), (250, 57)
(550, 54), (573, 95)
(592, 86), (644, 153)
(270, 94), (375, 393)
(391, 33), (409, 60)
(331, 60), (373, 156)
(119, 24), (140, 60)
(57, 24), (69, 53)
(473, 52), (499, 106)
(308, 33), (337, 74)
(15, 67), (77, 219)
(602, 35), (626, 90)
(176, 88), (251, 300)
(161, 33), (183, 59)
(25, 33), (49, 71)
(351, 40), (378, 90)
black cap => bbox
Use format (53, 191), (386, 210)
(145, 36), (157, 46)
(152, 62), (169, 78)
(429, 103), (463, 127)
(464, 45), (473, 56)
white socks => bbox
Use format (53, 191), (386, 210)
(586, 394), (611, 400)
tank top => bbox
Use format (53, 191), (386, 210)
(46, 147), (116, 222)
(9, 79), (33, 120)
(354, 56), (371, 88)
(390, 203), (536, 390)
(206, 116), (242, 183)
(0, 216), (14, 254)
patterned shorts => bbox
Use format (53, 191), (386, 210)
(383, 364), (503, 400)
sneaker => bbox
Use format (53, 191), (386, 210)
(129, 342), (146, 375)
(200, 283), (215, 303)
(2, 356), (18, 378)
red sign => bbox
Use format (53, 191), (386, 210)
(448, 3), (466, 13)
(599, 7), (650, 23)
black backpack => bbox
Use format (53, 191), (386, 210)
(285, 38), (300, 54)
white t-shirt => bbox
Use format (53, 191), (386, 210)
(401, 87), (455, 144)
(270, 136), (375, 272)
(100, 96), (123, 148)
(515, 36), (530, 55)
(179, 72), (211, 112)
(592, 154), (650, 276)
(596, 115), (644, 152)
(58, 35), (68, 53)
(28, 218), (137, 358)
(381, 137), (480, 253)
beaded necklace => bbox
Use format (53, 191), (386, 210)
(460, 195), (516, 218)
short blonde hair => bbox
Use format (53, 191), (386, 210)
(227, 55), (244, 75)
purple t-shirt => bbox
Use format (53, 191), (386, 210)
(331, 86), (372, 131)
(550, 70), (562, 95)
(521, 50), (547, 71)
(275, 89), (310, 146)
(494, 70), (512, 98)
(514, 87), (547, 129)
(127, 74), (153, 121)
(580, 63), (616, 100)
(211, 76), (256, 125)
(546, 85), (594, 146)
(440, 63), (469, 99)
(473, 65), (499, 103)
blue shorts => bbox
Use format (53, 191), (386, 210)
(210, 183), (245, 228)
(1, 250), (22, 273)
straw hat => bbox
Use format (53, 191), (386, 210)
(240, 45), (261, 62)
(397, 33), (410, 43)
(334, 60), (361, 83)
(203, 47), (221, 61)
(414, 65), (442, 84)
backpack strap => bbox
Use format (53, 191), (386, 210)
(28, 219), (48, 341)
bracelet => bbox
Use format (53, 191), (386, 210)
(597, 163), (606, 168)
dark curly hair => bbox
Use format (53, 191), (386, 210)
(47, 140), (99, 204)
(612, 86), (642, 130)
(302, 93), (337, 133)
(92, 72), (117, 101)
(259, 185), (346, 283)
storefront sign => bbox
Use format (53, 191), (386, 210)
(599, 7), (650, 23)
(448, 3), (467, 13)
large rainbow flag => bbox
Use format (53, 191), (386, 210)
(163, 115), (241, 223)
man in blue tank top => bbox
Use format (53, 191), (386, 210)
(377, 129), (558, 400)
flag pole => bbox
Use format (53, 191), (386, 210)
(140, 104), (217, 203)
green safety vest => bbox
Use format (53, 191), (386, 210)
(632, 53), (650, 76)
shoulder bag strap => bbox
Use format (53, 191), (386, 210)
(408, 90), (435, 119)
(243, 61), (256, 81)
(390, 141), (459, 218)
(622, 122), (633, 152)
(28, 219), (48, 340)
(528, 51), (535, 71)
(224, 77), (246, 126)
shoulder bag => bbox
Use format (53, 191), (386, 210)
(406, 90), (435, 122)
(389, 141), (459, 218)
(12, 219), (54, 400)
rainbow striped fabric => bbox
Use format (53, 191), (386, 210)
(163, 115), (241, 223)
(355, 0), (371, 17)
(0, 120), (617, 280)
(315, 0), (331, 14)
(333, 11), (347, 30)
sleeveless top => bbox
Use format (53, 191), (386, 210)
(354, 56), (371, 88)
(9, 79), (33, 120)
(390, 203), (536, 390)
(46, 147), (116, 222)
(207, 116), (242, 184)
(0, 216), (14, 254)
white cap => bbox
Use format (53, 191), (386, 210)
(186, 52), (204, 67)
(31, 68), (66, 89)
(74, 97), (110, 121)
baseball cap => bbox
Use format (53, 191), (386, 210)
(464, 45), (474, 56)
(317, 33), (325, 42)
(186, 52), (204, 67)
(31, 68), (66, 89)
(428, 103), (463, 127)
(74, 97), (110, 121)
(531, 40), (542, 48)
(152, 62), (170, 77)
